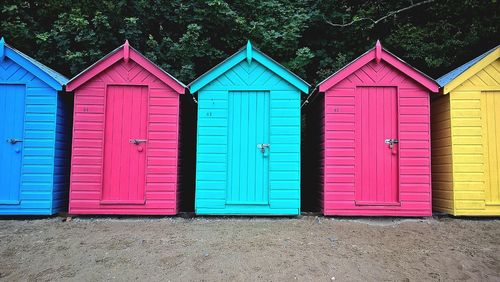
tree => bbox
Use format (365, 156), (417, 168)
(1, 0), (498, 83)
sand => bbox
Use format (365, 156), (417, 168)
(0, 215), (499, 281)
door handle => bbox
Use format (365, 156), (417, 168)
(129, 139), (147, 145)
(257, 144), (270, 153)
(384, 139), (398, 149)
(6, 138), (23, 144)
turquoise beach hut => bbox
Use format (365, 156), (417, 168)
(189, 41), (309, 215)
(0, 38), (71, 215)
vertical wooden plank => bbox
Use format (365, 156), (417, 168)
(369, 88), (376, 201)
(226, 91), (270, 206)
(102, 85), (147, 203)
(494, 93), (500, 202)
(390, 87), (399, 203)
(120, 86), (133, 199)
(0, 84), (24, 204)
(382, 87), (389, 202)
(127, 86), (140, 200)
(354, 87), (362, 203)
(248, 91), (257, 202)
(137, 86), (148, 201)
(484, 91), (500, 203)
(355, 87), (398, 205)
(227, 91), (233, 201)
(241, 92), (249, 202)
(256, 92), (265, 203)
(235, 92), (242, 202)
(360, 87), (369, 201)
(263, 91), (270, 203)
(103, 86), (114, 200)
(376, 87), (384, 202)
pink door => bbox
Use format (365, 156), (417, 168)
(102, 85), (148, 204)
(355, 87), (399, 205)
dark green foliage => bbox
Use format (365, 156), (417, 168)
(1, 0), (498, 84)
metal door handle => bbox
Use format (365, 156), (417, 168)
(384, 139), (398, 149)
(6, 138), (23, 144)
(129, 139), (147, 145)
(257, 144), (270, 153)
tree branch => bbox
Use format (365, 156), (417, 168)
(325, 0), (435, 27)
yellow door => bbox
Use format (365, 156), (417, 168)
(483, 91), (500, 205)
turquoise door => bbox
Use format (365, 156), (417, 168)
(0, 84), (25, 205)
(227, 91), (270, 206)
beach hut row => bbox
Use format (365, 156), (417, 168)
(0, 37), (499, 216)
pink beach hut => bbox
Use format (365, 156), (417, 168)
(66, 41), (186, 215)
(305, 41), (439, 216)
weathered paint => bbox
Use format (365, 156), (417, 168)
(0, 38), (70, 215)
(310, 41), (438, 216)
(189, 41), (309, 215)
(432, 46), (500, 216)
(67, 42), (186, 215)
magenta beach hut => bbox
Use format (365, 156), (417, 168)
(304, 41), (438, 216)
(66, 41), (187, 215)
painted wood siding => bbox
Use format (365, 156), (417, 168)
(69, 59), (180, 215)
(195, 60), (301, 215)
(0, 56), (62, 215)
(447, 58), (500, 215)
(430, 95), (454, 214)
(323, 60), (432, 216)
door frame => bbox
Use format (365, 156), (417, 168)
(99, 83), (150, 205)
(354, 85), (401, 206)
(225, 90), (271, 206)
(0, 82), (27, 205)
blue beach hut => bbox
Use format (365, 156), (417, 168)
(189, 41), (309, 215)
(0, 38), (71, 215)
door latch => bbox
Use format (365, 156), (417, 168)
(384, 139), (399, 149)
(6, 138), (23, 144)
(257, 144), (270, 153)
(129, 139), (147, 145)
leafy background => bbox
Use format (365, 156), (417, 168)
(1, 0), (499, 85)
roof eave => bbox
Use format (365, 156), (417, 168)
(4, 46), (67, 91)
(440, 47), (500, 94)
(318, 46), (439, 93)
(189, 44), (310, 94)
(66, 44), (186, 94)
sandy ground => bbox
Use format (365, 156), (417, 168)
(0, 215), (498, 281)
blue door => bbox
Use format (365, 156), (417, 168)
(227, 91), (270, 206)
(0, 84), (25, 204)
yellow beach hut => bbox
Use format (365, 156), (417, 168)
(432, 45), (500, 216)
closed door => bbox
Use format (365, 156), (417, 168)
(355, 87), (399, 205)
(227, 91), (270, 205)
(483, 91), (500, 204)
(0, 84), (25, 204)
(102, 85), (148, 204)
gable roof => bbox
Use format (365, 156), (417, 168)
(437, 45), (500, 93)
(188, 41), (310, 94)
(317, 41), (439, 93)
(0, 37), (68, 91)
(66, 41), (186, 93)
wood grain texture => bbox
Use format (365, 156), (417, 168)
(319, 56), (433, 216)
(194, 58), (302, 215)
(439, 57), (500, 216)
(430, 95), (454, 214)
(0, 51), (69, 215)
(69, 50), (183, 215)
